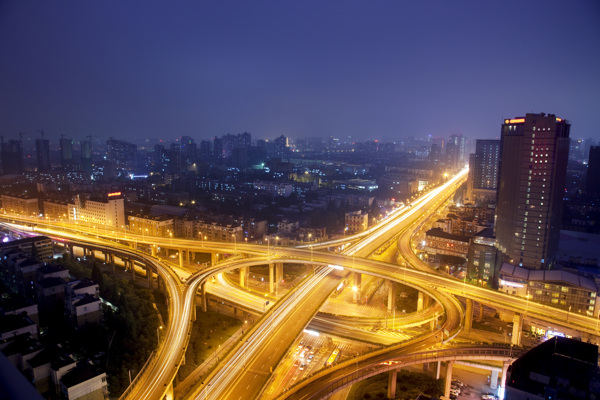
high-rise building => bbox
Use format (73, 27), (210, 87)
(60, 137), (74, 170)
(586, 146), (600, 201)
(1, 138), (23, 174)
(495, 113), (570, 270)
(80, 139), (92, 176)
(466, 140), (501, 203)
(106, 137), (137, 170)
(446, 134), (467, 171)
(35, 138), (51, 172)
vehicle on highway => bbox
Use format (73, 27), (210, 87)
(324, 348), (341, 366)
(299, 363), (306, 370)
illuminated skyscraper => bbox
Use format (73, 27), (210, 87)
(466, 140), (500, 203)
(495, 113), (570, 269)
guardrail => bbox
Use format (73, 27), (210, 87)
(281, 345), (523, 400)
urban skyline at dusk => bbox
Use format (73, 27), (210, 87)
(1, 1), (599, 143)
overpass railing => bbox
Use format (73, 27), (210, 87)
(281, 345), (523, 400)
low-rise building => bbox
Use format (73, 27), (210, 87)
(67, 294), (102, 328)
(466, 228), (501, 287)
(0, 314), (37, 340)
(128, 214), (174, 238)
(0, 236), (53, 260)
(69, 193), (125, 229)
(59, 362), (108, 400)
(424, 228), (469, 259)
(1, 194), (40, 217)
(498, 263), (599, 316)
(345, 210), (368, 233)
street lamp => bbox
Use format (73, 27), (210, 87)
(157, 325), (163, 346)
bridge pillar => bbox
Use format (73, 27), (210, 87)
(68, 244), (74, 259)
(387, 369), (397, 399)
(387, 281), (396, 312)
(151, 245), (157, 257)
(465, 298), (473, 334)
(104, 253), (109, 263)
(191, 298), (197, 322)
(179, 249), (184, 269)
(200, 282), (207, 312)
(478, 301), (484, 321)
(417, 291), (424, 312)
(511, 313), (524, 346)
(147, 268), (153, 288)
(269, 264), (275, 294)
(240, 267), (248, 287)
(436, 360), (441, 380)
(490, 369), (499, 389)
(353, 272), (362, 303)
(444, 361), (454, 400)
(131, 261), (135, 280)
(276, 263), (283, 294)
(500, 361), (510, 390)
(211, 252), (217, 266)
(186, 250), (190, 264)
(423, 293), (431, 309)
(110, 255), (115, 272)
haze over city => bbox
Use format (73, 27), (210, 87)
(1, 0), (599, 143)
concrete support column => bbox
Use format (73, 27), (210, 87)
(179, 249), (184, 269)
(501, 362), (510, 389)
(511, 313), (524, 346)
(353, 272), (362, 303)
(200, 282), (207, 312)
(387, 280), (397, 312)
(423, 293), (431, 309)
(491, 369), (499, 389)
(131, 261), (135, 280)
(387, 369), (397, 399)
(68, 244), (74, 259)
(444, 361), (454, 400)
(269, 263), (275, 294)
(478, 302), (484, 321)
(191, 299), (197, 321)
(147, 268), (153, 288)
(417, 291), (425, 312)
(151, 245), (157, 257)
(465, 298), (473, 334)
(276, 263), (283, 294)
(430, 319), (436, 331)
(110, 255), (115, 273)
(211, 252), (217, 266)
(436, 361), (441, 380)
(104, 253), (109, 263)
(186, 250), (190, 264)
(240, 267), (248, 287)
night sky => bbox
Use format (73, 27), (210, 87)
(1, 1), (599, 144)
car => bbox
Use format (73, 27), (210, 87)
(299, 363), (306, 370)
(293, 359), (300, 367)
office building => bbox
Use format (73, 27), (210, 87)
(495, 113), (570, 269)
(465, 140), (501, 203)
(68, 192), (125, 228)
(35, 138), (51, 172)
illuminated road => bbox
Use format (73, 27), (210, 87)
(4, 168), (599, 400)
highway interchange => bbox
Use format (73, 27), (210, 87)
(3, 167), (599, 399)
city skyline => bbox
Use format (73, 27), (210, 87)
(1, 1), (599, 143)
